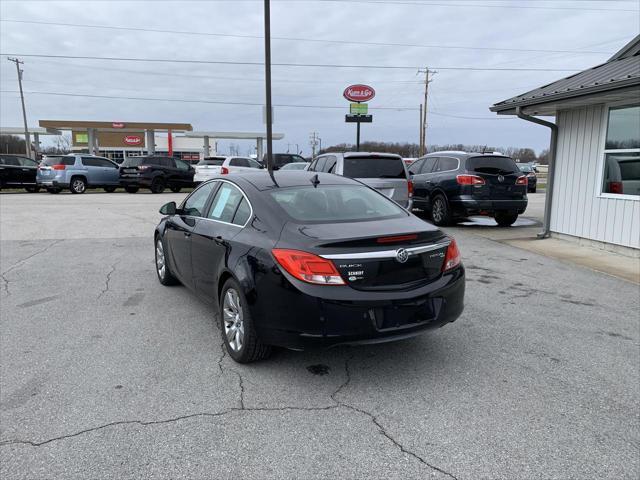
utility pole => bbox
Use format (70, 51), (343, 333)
(7, 57), (32, 158)
(263, 0), (277, 185)
(419, 103), (424, 155)
(309, 132), (319, 158)
(418, 67), (436, 156)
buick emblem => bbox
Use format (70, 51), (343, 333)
(497, 175), (505, 183)
(395, 248), (409, 263)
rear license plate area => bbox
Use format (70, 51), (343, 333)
(371, 300), (436, 331)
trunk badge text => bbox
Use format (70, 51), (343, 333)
(395, 248), (409, 263)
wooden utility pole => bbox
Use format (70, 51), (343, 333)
(419, 103), (424, 154)
(418, 68), (436, 157)
(7, 57), (32, 158)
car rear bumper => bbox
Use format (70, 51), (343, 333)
(36, 179), (69, 188)
(450, 197), (528, 215)
(251, 266), (465, 350)
(120, 175), (153, 187)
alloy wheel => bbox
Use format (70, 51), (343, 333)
(72, 179), (86, 193)
(223, 288), (244, 352)
(155, 239), (166, 278)
(433, 198), (444, 222)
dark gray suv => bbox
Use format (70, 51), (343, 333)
(408, 151), (528, 226)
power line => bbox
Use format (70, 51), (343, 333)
(0, 89), (419, 110)
(0, 19), (615, 55)
(0, 53), (582, 72)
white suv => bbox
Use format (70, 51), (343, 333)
(194, 156), (262, 183)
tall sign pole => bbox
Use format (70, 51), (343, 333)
(264, 0), (277, 185)
(344, 84), (375, 153)
(7, 57), (32, 158)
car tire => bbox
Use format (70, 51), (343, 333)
(495, 212), (518, 227)
(155, 235), (179, 286)
(170, 186), (182, 193)
(25, 186), (40, 193)
(47, 187), (61, 194)
(70, 177), (87, 194)
(219, 278), (272, 363)
(124, 186), (139, 193)
(431, 194), (452, 226)
(150, 177), (166, 194)
(104, 186), (117, 193)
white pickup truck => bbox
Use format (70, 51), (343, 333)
(193, 156), (263, 183)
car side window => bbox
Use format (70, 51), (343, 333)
(314, 157), (327, 172)
(82, 157), (100, 167)
(144, 158), (160, 166)
(324, 156), (337, 173)
(207, 183), (244, 224)
(408, 159), (424, 175)
(232, 197), (251, 226)
(247, 159), (262, 169)
(422, 157), (437, 174)
(164, 158), (176, 168)
(182, 182), (217, 217)
(175, 159), (189, 171)
(1, 156), (20, 166)
(436, 157), (458, 172)
(230, 157), (250, 167)
(16, 157), (37, 167)
(97, 158), (117, 168)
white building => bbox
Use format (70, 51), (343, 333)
(491, 35), (640, 255)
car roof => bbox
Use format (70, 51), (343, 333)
(228, 170), (361, 191)
(426, 151), (509, 159)
(336, 152), (402, 159)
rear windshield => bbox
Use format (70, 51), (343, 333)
(198, 157), (225, 166)
(269, 185), (406, 223)
(121, 157), (145, 167)
(43, 156), (75, 166)
(342, 156), (406, 179)
(467, 156), (519, 174)
(264, 154), (305, 166)
(518, 164), (533, 172)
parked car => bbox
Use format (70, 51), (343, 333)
(194, 156), (262, 183)
(119, 155), (194, 193)
(517, 163), (538, 193)
(261, 153), (306, 169)
(408, 151), (528, 227)
(154, 171), (464, 363)
(307, 152), (412, 209)
(36, 154), (121, 194)
(0, 154), (40, 192)
(279, 162), (309, 171)
(603, 153), (640, 196)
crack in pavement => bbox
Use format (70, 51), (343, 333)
(97, 263), (118, 299)
(330, 352), (459, 480)
(1, 240), (63, 296)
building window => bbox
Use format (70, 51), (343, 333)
(602, 104), (640, 197)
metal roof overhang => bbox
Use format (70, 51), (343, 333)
(0, 127), (62, 135)
(38, 120), (193, 132)
(491, 82), (640, 116)
(185, 131), (284, 140)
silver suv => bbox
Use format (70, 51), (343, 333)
(308, 152), (413, 209)
(37, 154), (121, 194)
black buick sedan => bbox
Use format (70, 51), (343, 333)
(154, 171), (465, 363)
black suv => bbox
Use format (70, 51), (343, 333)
(0, 154), (40, 192)
(409, 151), (528, 226)
(119, 155), (195, 193)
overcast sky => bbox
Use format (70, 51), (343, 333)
(1, 0), (638, 156)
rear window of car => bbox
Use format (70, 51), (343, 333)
(43, 156), (75, 166)
(518, 164), (533, 173)
(265, 154), (305, 166)
(342, 156), (406, 179)
(467, 156), (520, 174)
(269, 185), (407, 223)
(198, 157), (225, 166)
(121, 157), (145, 167)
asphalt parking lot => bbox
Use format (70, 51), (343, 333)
(1, 191), (638, 479)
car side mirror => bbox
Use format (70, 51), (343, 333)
(159, 201), (177, 215)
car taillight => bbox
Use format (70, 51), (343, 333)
(377, 234), (418, 244)
(442, 238), (461, 272)
(608, 181), (623, 194)
(272, 249), (345, 285)
(51, 164), (66, 170)
(407, 180), (414, 197)
(515, 175), (528, 186)
(456, 174), (485, 185)
(220, 166), (229, 174)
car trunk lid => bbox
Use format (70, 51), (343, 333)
(465, 155), (527, 200)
